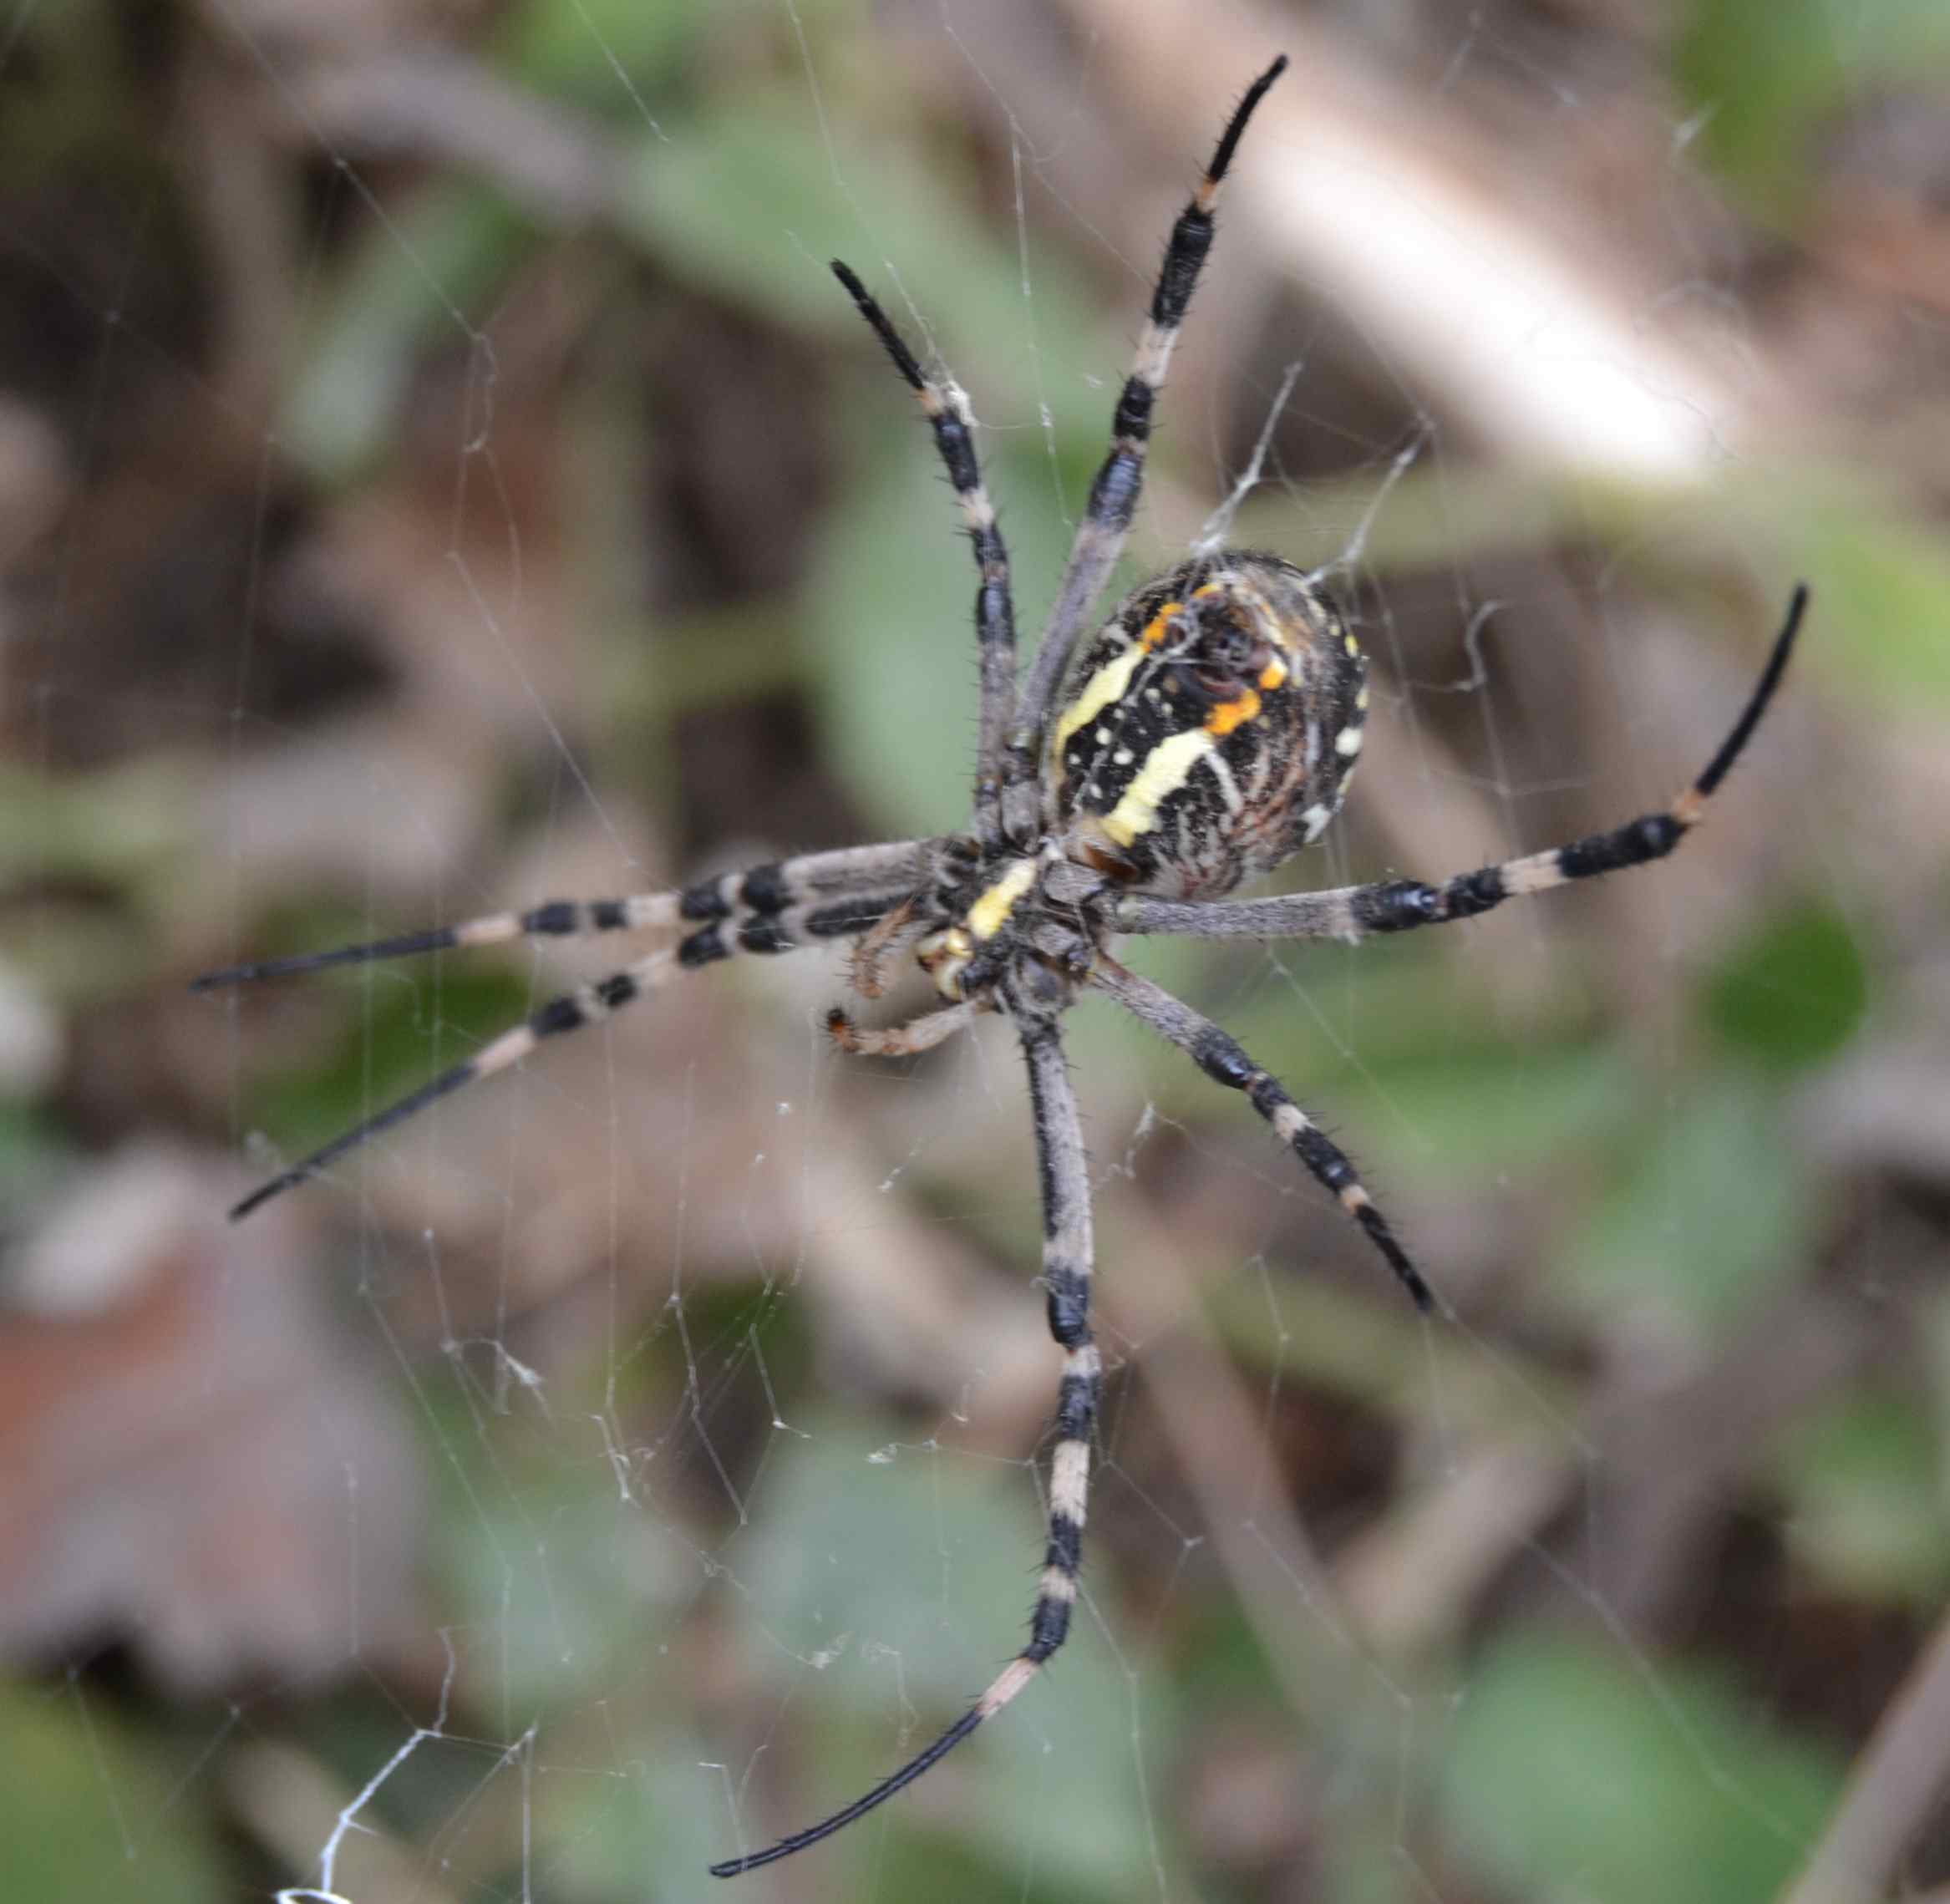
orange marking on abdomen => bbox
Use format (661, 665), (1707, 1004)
(1139, 601), (1184, 651)
(1205, 688), (1261, 737)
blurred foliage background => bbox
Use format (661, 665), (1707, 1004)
(1, 1), (1947, 1901)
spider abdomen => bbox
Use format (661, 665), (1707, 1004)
(1049, 551), (1366, 897)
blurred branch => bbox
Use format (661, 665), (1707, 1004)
(1775, 1608), (1950, 1904)
(1067, 0), (1756, 485)
(1334, 1439), (1567, 1656)
(289, 52), (622, 226)
(1108, 1215), (1414, 1721)
(1584, 1289), (1876, 1629)
(1338, 1287), (1876, 1652)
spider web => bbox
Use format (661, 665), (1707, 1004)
(3, 2), (1947, 1901)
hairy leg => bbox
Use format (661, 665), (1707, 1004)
(708, 1011), (1099, 1876)
(1012, 58), (1288, 800)
(1091, 955), (1431, 1309)
(201, 842), (940, 1218)
(1120, 586), (1805, 945)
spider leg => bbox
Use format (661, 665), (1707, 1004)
(825, 997), (990, 1057)
(850, 894), (926, 998)
(1090, 955), (1433, 1310)
(221, 880), (923, 1221)
(708, 1016), (1099, 1876)
(831, 261), (1018, 847)
(192, 840), (939, 988)
(1013, 57), (1287, 787)
(1118, 586), (1807, 945)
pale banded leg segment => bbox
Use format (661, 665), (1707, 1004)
(226, 885), (921, 1221)
(709, 1018), (1099, 1878)
(825, 997), (991, 1058)
(191, 894), (675, 990)
(1013, 55), (1288, 774)
(850, 894), (926, 998)
(1090, 956), (1432, 1311)
(831, 261), (1018, 845)
(1118, 585), (1807, 947)
(193, 839), (939, 991)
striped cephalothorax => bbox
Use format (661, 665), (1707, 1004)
(194, 53), (1808, 1881)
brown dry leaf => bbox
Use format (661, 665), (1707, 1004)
(0, 1142), (424, 1693)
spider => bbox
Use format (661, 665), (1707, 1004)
(196, 55), (1807, 1878)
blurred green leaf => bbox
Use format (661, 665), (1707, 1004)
(617, 88), (1102, 361)
(1343, 1042), (1639, 1192)
(1674, 0), (1842, 222)
(493, 0), (698, 110)
(805, 424), (984, 835)
(545, 1735), (737, 1902)
(1699, 897), (1868, 1072)
(0, 1682), (225, 1903)
(282, 182), (536, 483)
(1780, 484), (1950, 708)
(1140, 954), (1612, 1200)
(1565, 1075), (1809, 1341)
(0, 1), (155, 175)
(0, 761), (192, 888)
(1771, 1389), (1950, 1605)
(1675, 0), (1950, 224)
(0, 1101), (75, 1237)
(1440, 1633), (1838, 1904)
(808, 426), (1082, 836)
(1157, 939), (1594, 1113)
(258, 963), (535, 1155)
(433, 1439), (694, 1712)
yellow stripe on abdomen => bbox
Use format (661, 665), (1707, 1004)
(1100, 728), (1215, 846)
(1049, 645), (1145, 770)
(1049, 597), (1189, 774)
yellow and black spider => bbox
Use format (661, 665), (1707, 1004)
(195, 54), (1805, 1877)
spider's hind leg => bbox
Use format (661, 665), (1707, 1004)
(203, 840), (940, 1220)
(1091, 954), (1434, 1311)
(708, 1013), (1098, 1877)
(193, 839), (939, 990)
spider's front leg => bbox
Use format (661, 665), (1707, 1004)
(830, 263), (1018, 846)
(1012, 54), (1288, 802)
(711, 993), (1099, 1876)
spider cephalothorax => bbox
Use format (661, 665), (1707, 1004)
(910, 551), (1364, 1012)
(195, 53), (1806, 1880)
